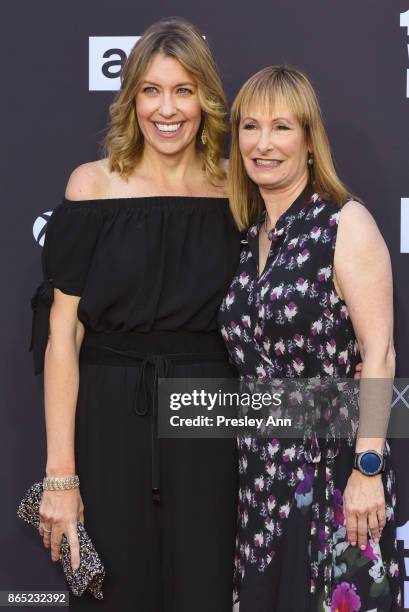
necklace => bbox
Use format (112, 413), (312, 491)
(263, 212), (274, 240)
(262, 212), (286, 242)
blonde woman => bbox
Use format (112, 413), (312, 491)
(30, 18), (240, 611)
(219, 67), (401, 610)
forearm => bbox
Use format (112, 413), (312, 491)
(44, 338), (80, 476)
(355, 346), (395, 454)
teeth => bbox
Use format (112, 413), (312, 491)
(255, 159), (281, 167)
(155, 123), (181, 132)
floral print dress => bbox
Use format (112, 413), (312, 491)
(218, 186), (401, 611)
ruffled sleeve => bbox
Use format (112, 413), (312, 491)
(29, 200), (101, 375)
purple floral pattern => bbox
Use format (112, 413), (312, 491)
(218, 189), (401, 609)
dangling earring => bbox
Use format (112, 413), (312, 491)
(201, 127), (208, 146)
(307, 152), (315, 186)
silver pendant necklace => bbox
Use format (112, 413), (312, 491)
(263, 212), (274, 241)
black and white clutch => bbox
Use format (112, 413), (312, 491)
(17, 481), (105, 600)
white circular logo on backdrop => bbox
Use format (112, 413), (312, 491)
(33, 211), (52, 247)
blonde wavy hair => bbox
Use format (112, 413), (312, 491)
(103, 17), (228, 183)
(229, 66), (353, 229)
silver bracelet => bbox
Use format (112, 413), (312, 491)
(43, 475), (80, 490)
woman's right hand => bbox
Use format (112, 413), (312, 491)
(38, 488), (85, 570)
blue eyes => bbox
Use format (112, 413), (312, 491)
(142, 86), (193, 95)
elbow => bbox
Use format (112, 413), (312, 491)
(385, 343), (396, 376)
(359, 337), (396, 377)
(44, 328), (81, 367)
(74, 320), (85, 357)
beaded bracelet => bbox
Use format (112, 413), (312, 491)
(43, 475), (80, 490)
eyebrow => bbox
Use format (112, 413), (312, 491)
(241, 116), (293, 123)
(141, 81), (196, 88)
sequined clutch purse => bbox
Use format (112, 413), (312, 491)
(17, 482), (105, 600)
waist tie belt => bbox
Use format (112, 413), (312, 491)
(304, 431), (340, 608)
(80, 333), (229, 504)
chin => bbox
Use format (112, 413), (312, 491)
(148, 139), (186, 154)
(250, 176), (281, 189)
(148, 132), (197, 154)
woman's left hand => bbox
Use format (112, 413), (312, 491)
(343, 470), (386, 549)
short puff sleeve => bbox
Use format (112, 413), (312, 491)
(29, 201), (101, 375)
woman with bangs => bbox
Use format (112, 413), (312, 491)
(29, 17), (241, 612)
(219, 66), (401, 610)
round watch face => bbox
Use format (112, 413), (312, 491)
(359, 451), (382, 475)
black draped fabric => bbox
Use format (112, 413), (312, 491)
(30, 196), (242, 373)
(29, 196), (242, 612)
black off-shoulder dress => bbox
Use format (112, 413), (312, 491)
(29, 196), (242, 612)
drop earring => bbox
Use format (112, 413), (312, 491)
(307, 152), (316, 186)
(201, 127), (208, 145)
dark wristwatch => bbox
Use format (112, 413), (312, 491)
(353, 450), (384, 476)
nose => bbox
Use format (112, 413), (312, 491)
(159, 93), (177, 118)
(256, 129), (274, 155)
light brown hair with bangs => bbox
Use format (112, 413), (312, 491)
(228, 66), (352, 229)
(103, 17), (228, 183)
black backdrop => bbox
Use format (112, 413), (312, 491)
(2, 1), (409, 608)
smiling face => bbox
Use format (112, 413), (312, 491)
(238, 103), (310, 192)
(135, 52), (202, 157)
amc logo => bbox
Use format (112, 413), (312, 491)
(89, 36), (141, 91)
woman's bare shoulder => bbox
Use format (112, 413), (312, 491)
(336, 199), (389, 262)
(338, 200), (379, 238)
(65, 159), (111, 201)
